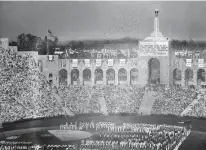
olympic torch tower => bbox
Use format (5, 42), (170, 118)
(138, 9), (170, 87)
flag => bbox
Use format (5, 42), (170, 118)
(48, 29), (55, 38)
(66, 49), (69, 58)
(69, 48), (74, 54)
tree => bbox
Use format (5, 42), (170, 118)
(17, 33), (39, 51)
(171, 40), (180, 50)
(37, 36), (47, 55)
(49, 36), (59, 55)
(9, 41), (19, 47)
(0, 47), (58, 119)
(37, 36), (59, 55)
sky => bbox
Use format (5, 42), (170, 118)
(0, 1), (206, 42)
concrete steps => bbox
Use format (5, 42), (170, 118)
(138, 91), (157, 115)
(180, 94), (201, 116)
(97, 96), (109, 116)
(51, 90), (75, 116)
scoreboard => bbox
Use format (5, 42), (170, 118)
(139, 41), (169, 56)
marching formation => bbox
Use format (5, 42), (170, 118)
(58, 121), (191, 150)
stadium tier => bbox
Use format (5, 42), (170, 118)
(1, 9), (206, 88)
(1, 9), (206, 150)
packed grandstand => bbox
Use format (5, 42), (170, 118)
(0, 46), (206, 123)
(1, 45), (206, 149)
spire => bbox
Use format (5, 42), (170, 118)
(154, 9), (159, 35)
(144, 9), (167, 41)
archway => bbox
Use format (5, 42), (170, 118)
(148, 58), (160, 84)
(106, 68), (115, 85)
(95, 68), (103, 84)
(59, 69), (67, 86)
(173, 68), (182, 86)
(118, 68), (127, 85)
(197, 69), (205, 86)
(83, 68), (91, 85)
(130, 68), (138, 84)
(185, 69), (193, 86)
(71, 69), (79, 85)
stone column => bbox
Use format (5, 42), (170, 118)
(54, 73), (58, 87)
(67, 69), (71, 86)
(103, 69), (107, 85)
(193, 70), (197, 86)
(115, 71), (118, 85)
(79, 69), (83, 85)
(127, 69), (130, 85)
(91, 68), (95, 85)
(181, 70), (185, 87)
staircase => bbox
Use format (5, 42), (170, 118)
(93, 91), (108, 115)
(51, 90), (74, 116)
(138, 91), (157, 115)
(97, 96), (108, 115)
(180, 94), (201, 116)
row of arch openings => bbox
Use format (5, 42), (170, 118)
(173, 68), (205, 86)
(59, 68), (139, 85)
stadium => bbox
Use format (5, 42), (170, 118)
(0, 9), (206, 150)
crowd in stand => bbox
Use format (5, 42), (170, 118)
(0, 48), (65, 123)
(56, 85), (100, 114)
(102, 85), (143, 114)
(1, 46), (206, 124)
(151, 86), (197, 116)
(183, 91), (206, 117)
(55, 85), (144, 115)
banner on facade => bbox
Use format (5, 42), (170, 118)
(108, 59), (114, 67)
(61, 59), (66, 68)
(175, 51), (185, 56)
(72, 59), (78, 67)
(186, 59), (192, 63)
(186, 59), (192, 67)
(139, 41), (169, 56)
(198, 59), (204, 68)
(96, 59), (102, 67)
(120, 59), (125, 66)
(84, 59), (90, 68)
(48, 55), (54, 61)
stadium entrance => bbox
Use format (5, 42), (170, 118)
(197, 69), (205, 86)
(118, 68), (127, 85)
(148, 58), (160, 84)
(106, 68), (115, 85)
(173, 68), (182, 86)
(95, 68), (103, 84)
(83, 68), (91, 85)
(130, 68), (138, 84)
(138, 9), (170, 86)
(71, 69), (79, 85)
(59, 69), (67, 86)
(185, 69), (193, 86)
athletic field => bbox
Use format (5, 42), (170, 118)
(0, 114), (206, 150)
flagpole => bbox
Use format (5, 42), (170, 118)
(47, 28), (49, 55)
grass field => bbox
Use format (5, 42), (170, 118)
(0, 114), (206, 150)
